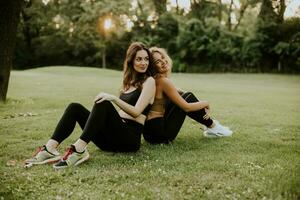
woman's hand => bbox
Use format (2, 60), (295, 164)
(203, 106), (211, 120)
(94, 92), (116, 104)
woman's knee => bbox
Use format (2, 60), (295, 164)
(181, 92), (198, 102)
(64, 102), (91, 119)
(66, 102), (85, 113)
(92, 100), (112, 110)
(181, 91), (193, 98)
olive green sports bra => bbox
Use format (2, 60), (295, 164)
(149, 98), (165, 113)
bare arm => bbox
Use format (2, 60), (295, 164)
(95, 77), (155, 118)
(159, 78), (208, 112)
(176, 87), (186, 93)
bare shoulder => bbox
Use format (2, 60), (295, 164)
(145, 76), (155, 83)
(143, 76), (155, 86)
(156, 76), (171, 84)
(156, 76), (174, 87)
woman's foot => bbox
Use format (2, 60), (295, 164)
(25, 145), (61, 165)
(203, 120), (233, 137)
(53, 145), (89, 169)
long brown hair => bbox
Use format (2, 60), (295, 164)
(122, 42), (153, 91)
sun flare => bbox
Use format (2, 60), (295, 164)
(104, 18), (113, 30)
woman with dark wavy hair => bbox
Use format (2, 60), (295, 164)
(25, 42), (155, 169)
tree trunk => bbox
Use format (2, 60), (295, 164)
(227, 0), (233, 31)
(217, 0), (222, 25)
(278, 0), (286, 23)
(233, 3), (249, 31)
(137, 0), (144, 15)
(176, 0), (179, 14)
(0, 0), (23, 102)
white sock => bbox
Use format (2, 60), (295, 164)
(73, 139), (87, 153)
(45, 139), (59, 154)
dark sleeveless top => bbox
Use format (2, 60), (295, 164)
(119, 89), (151, 116)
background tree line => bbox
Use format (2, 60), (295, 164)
(15, 0), (300, 73)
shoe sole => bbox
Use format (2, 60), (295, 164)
(53, 153), (90, 170)
(203, 131), (232, 138)
(203, 132), (221, 138)
(25, 156), (61, 165)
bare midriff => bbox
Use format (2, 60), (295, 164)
(147, 98), (165, 120)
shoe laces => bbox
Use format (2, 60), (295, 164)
(32, 146), (43, 157)
(62, 147), (74, 161)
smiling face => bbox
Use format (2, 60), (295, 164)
(152, 52), (170, 75)
(123, 42), (153, 91)
(133, 50), (149, 73)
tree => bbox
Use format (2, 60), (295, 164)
(255, 0), (281, 71)
(273, 18), (300, 72)
(0, 0), (23, 102)
(189, 0), (219, 25)
(152, 0), (166, 15)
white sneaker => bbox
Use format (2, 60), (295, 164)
(25, 145), (61, 165)
(53, 145), (89, 169)
(203, 120), (233, 137)
(213, 120), (230, 130)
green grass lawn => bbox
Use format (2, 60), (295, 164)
(0, 66), (299, 200)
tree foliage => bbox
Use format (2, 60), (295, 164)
(15, 0), (300, 73)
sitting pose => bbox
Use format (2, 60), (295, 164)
(25, 42), (155, 169)
(144, 47), (232, 144)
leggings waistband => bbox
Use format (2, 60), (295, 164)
(122, 118), (144, 131)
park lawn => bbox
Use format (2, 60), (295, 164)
(0, 66), (299, 200)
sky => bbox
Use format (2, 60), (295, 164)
(284, 0), (300, 18)
(168, 0), (300, 19)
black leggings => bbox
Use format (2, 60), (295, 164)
(144, 92), (213, 144)
(51, 101), (142, 152)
